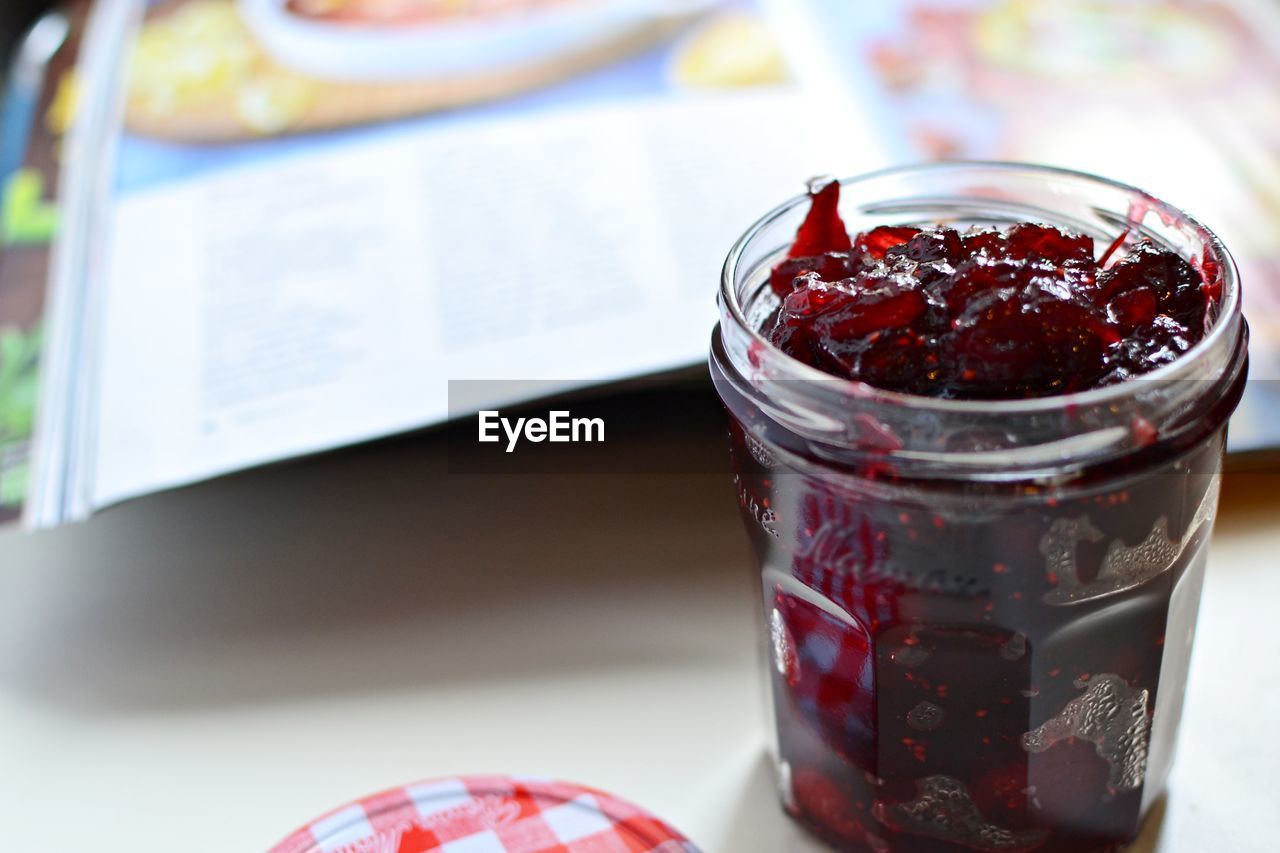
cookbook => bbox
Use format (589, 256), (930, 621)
(4, 0), (887, 527)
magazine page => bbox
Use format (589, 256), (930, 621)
(798, 0), (1280, 454)
(50, 0), (887, 521)
(0, 5), (82, 525)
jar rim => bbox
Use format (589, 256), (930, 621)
(719, 160), (1242, 417)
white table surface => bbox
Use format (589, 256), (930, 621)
(2, 419), (1278, 852)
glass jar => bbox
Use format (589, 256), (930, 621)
(709, 163), (1248, 852)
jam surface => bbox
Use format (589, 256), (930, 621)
(766, 181), (1211, 399)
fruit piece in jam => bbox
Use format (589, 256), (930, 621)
(766, 181), (1212, 399)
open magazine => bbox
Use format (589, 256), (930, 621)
(5, 0), (887, 527)
(2, 0), (1279, 528)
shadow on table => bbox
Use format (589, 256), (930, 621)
(1217, 470), (1280, 534)
(1127, 795), (1168, 852)
(717, 749), (829, 852)
(0, 392), (752, 717)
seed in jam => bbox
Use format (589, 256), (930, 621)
(767, 182), (1212, 399)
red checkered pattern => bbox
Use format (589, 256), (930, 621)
(772, 585), (877, 766)
(269, 776), (697, 853)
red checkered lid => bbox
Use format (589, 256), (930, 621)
(268, 775), (700, 853)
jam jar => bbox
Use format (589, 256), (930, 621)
(710, 163), (1249, 852)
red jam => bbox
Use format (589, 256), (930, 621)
(766, 180), (1210, 398)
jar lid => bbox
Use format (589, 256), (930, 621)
(269, 775), (699, 853)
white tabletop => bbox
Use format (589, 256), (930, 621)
(2, 418), (1278, 851)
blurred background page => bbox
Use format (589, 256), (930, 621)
(0, 0), (76, 526)
(801, 0), (1280, 452)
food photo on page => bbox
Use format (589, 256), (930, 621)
(0, 1), (1278, 852)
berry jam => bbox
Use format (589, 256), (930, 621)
(712, 175), (1247, 852)
(766, 180), (1210, 399)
